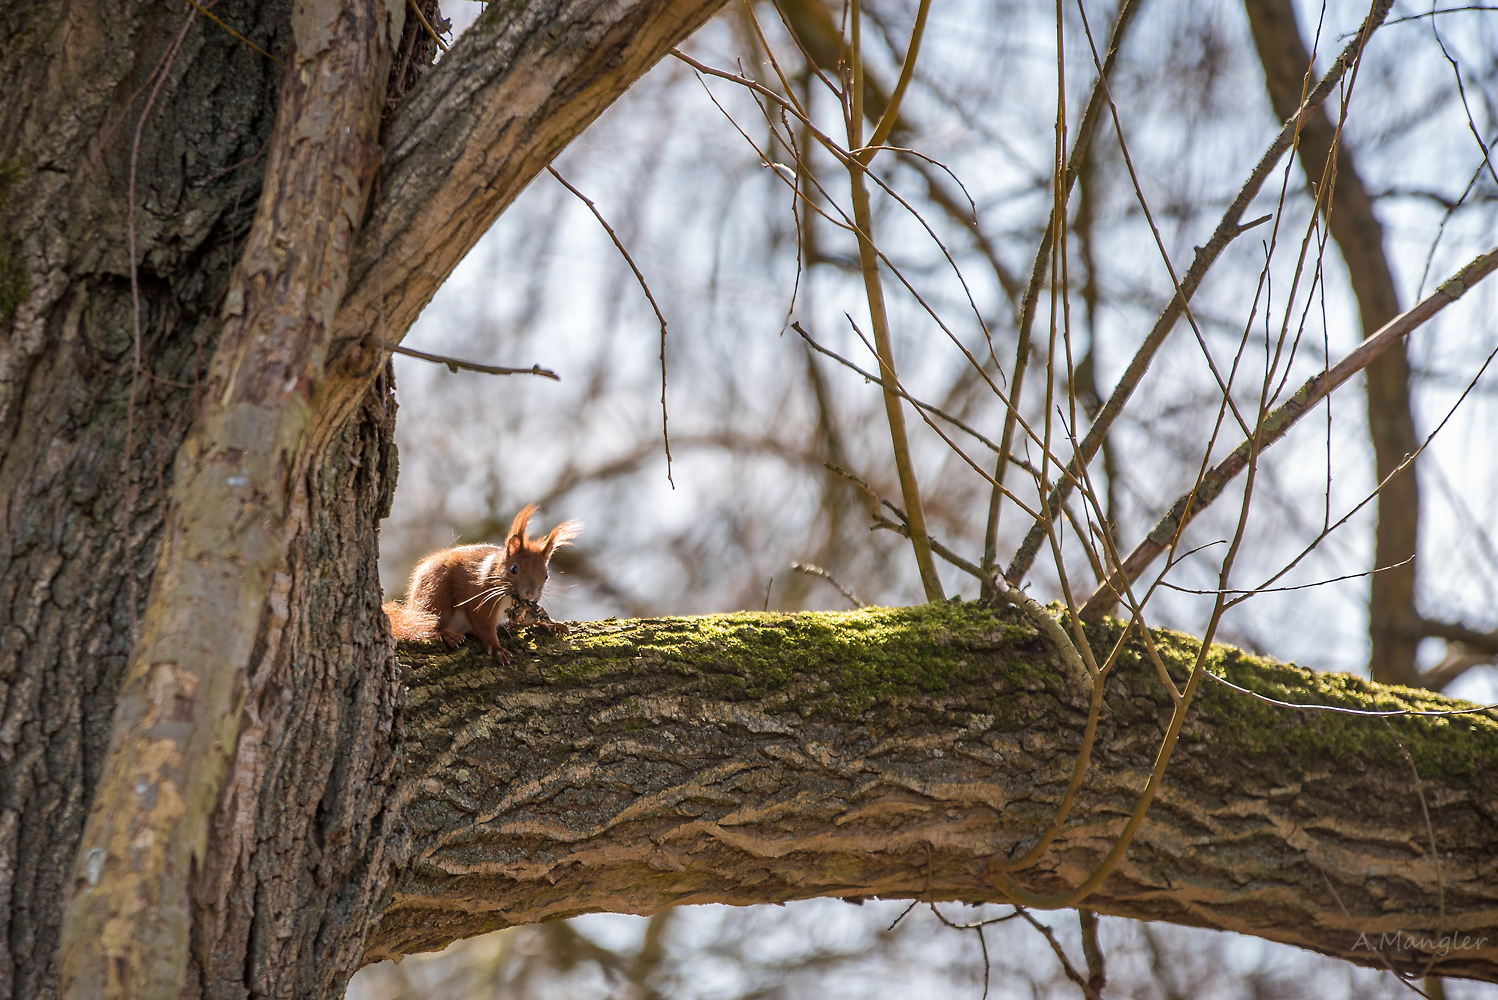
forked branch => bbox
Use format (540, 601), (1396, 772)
(1080, 245), (1498, 619)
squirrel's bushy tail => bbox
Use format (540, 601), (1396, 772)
(383, 601), (439, 641)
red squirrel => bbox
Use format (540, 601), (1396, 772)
(384, 505), (582, 664)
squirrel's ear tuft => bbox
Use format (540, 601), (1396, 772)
(507, 504), (538, 546)
(542, 519), (584, 556)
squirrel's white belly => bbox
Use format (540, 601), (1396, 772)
(449, 593), (515, 636)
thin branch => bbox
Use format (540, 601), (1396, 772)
(1076, 0), (1256, 443)
(790, 562), (867, 608)
(822, 463), (993, 581)
(792, 321), (1038, 471)
(1078, 908), (1107, 997)
(1209, 339), (1498, 616)
(862, 0), (933, 155)
(369, 339), (560, 379)
(406, 0), (451, 52)
(1200, 668), (1498, 719)
(1381, 5), (1498, 28)
(548, 166), (674, 486)
(184, 0), (284, 64)
(982, 0), (1141, 595)
(673, 48), (1005, 408)
(1080, 244), (1498, 618)
(1005, 0), (1397, 585)
(1017, 910), (1104, 1000)
(841, 7), (943, 601)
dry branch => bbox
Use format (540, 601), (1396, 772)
(1245, 0), (1425, 687)
(370, 340), (559, 379)
(981, 0), (1141, 593)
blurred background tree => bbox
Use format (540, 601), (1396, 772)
(358, 0), (1498, 995)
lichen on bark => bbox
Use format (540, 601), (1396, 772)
(378, 603), (1498, 983)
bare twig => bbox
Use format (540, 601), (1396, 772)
(1080, 244), (1498, 618)
(184, 0), (284, 64)
(406, 0), (450, 52)
(1078, 908), (1107, 996)
(926, 902), (1027, 1000)
(1199, 668), (1498, 719)
(674, 47), (1001, 373)
(548, 166), (674, 486)
(368, 339), (560, 379)
(862, 0), (933, 156)
(1006, 0), (1397, 585)
(1017, 909), (1104, 1000)
(982, 0), (1141, 595)
(792, 321), (1040, 473)
(790, 562), (866, 608)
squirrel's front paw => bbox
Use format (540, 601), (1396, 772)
(490, 645), (513, 666)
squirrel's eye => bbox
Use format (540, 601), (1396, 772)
(509, 564), (518, 575)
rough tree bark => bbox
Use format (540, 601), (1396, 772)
(378, 603), (1498, 983)
(1, 1), (1490, 999)
(0, 0), (726, 996)
(56, 2), (402, 994)
(1243, 0), (1423, 687)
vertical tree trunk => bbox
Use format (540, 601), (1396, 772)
(0, 2), (406, 996)
(56, 0), (399, 992)
(1243, 0), (1422, 686)
(0, 0), (730, 992)
(186, 372), (404, 1000)
(1, 5), (280, 994)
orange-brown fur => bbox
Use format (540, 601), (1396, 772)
(383, 505), (582, 664)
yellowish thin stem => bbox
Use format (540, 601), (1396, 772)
(848, 168), (944, 601)
(863, 0), (934, 159)
(990, 645), (1211, 906)
(840, 0), (943, 601)
(184, 0), (284, 64)
(407, 0), (449, 52)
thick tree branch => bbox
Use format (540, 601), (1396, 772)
(312, 0), (731, 454)
(375, 604), (1498, 984)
